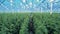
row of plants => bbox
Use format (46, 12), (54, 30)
(0, 13), (30, 34)
(19, 15), (29, 34)
(0, 13), (60, 34)
(33, 13), (60, 34)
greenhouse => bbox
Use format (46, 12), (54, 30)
(0, 0), (60, 34)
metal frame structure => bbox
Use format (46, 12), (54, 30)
(0, 0), (60, 13)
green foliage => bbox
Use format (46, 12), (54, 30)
(33, 13), (48, 34)
(33, 13), (60, 34)
(19, 16), (29, 34)
(0, 13), (29, 34)
(0, 13), (60, 34)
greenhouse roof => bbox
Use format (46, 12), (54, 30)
(0, 0), (60, 12)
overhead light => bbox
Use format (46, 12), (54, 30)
(22, 0), (26, 3)
(49, 0), (54, 2)
(20, 3), (22, 5)
(10, 0), (13, 3)
(37, 0), (39, 2)
(29, 2), (32, 7)
(26, 4), (29, 8)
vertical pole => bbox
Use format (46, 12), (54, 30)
(50, 2), (52, 15)
(49, 0), (54, 15)
(10, 0), (13, 13)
